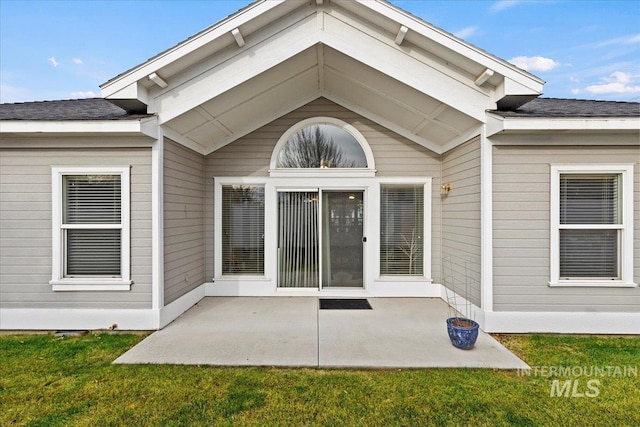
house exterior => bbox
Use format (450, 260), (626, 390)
(1, 0), (638, 333)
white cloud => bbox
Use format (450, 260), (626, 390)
(73, 58), (83, 65)
(454, 26), (478, 39)
(491, 0), (522, 13)
(48, 57), (60, 67)
(594, 33), (640, 48)
(70, 91), (97, 98)
(585, 72), (640, 95)
(508, 56), (560, 72)
(571, 88), (580, 95)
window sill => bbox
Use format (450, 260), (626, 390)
(548, 281), (637, 288)
(50, 280), (133, 291)
(376, 276), (432, 283)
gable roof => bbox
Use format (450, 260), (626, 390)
(95, 0), (547, 155)
(491, 98), (640, 118)
(0, 98), (152, 121)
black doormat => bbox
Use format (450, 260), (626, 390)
(319, 298), (372, 310)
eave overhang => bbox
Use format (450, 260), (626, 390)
(487, 113), (640, 138)
(0, 116), (158, 139)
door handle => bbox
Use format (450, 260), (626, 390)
(362, 237), (367, 243)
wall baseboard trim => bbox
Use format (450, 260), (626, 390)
(2, 284), (637, 334)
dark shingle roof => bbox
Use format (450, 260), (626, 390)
(491, 98), (640, 118)
(0, 98), (151, 121)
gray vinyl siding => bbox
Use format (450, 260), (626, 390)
(493, 144), (640, 312)
(0, 147), (152, 309)
(441, 138), (481, 307)
(205, 97), (443, 283)
(163, 139), (205, 305)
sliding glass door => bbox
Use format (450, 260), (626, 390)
(278, 190), (364, 288)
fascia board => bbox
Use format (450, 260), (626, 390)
(0, 118), (158, 138)
(100, 0), (288, 97)
(487, 114), (640, 134)
(350, 0), (544, 91)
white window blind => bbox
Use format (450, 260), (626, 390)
(559, 174), (621, 279)
(62, 175), (122, 277)
(380, 185), (424, 275)
(222, 185), (265, 275)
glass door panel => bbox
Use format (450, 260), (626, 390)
(321, 191), (364, 288)
(277, 191), (319, 288)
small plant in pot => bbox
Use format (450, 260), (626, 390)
(443, 256), (480, 350)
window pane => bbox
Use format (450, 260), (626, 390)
(66, 229), (121, 276)
(276, 124), (367, 168)
(380, 185), (424, 275)
(560, 229), (619, 279)
(560, 174), (620, 224)
(63, 175), (121, 224)
(222, 185), (265, 274)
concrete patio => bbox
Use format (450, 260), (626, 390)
(114, 297), (529, 369)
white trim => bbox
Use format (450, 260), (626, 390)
(550, 164), (635, 287)
(269, 169), (376, 178)
(51, 281), (132, 291)
(159, 283), (206, 328)
(481, 129), (493, 311)
(0, 308), (159, 330)
(0, 118), (157, 138)
(0, 283), (208, 330)
(50, 166), (131, 289)
(268, 116), (376, 172)
(483, 310), (640, 334)
(152, 133), (165, 309)
(351, 0), (544, 89)
(442, 286), (640, 334)
(100, 0), (290, 94)
(486, 113), (640, 137)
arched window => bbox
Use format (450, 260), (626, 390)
(270, 117), (375, 176)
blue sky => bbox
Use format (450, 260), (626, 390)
(1, 0), (639, 104)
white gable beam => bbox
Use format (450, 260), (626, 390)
(148, 72), (168, 89)
(323, 91), (443, 154)
(320, 16), (488, 122)
(395, 25), (408, 45)
(346, 0), (543, 94)
(161, 126), (208, 155)
(474, 69), (494, 87)
(231, 28), (245, 47)
(101, 0), (291, 97)
(203, 93), (321, 155)
(155, 13), (319, 124)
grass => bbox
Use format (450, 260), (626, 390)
(1, 333), (638, 426)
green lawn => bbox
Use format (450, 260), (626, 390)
(1, 333), (638, 426)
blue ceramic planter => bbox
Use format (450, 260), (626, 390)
(446, 317), (479, 350)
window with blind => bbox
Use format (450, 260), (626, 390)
(380, 184), (424, 275)
(559, 174), (621, 279)
(222, 185), (265, 275)
(63, 175), (122, 276)
(51, 167), (130, 289)
(551, 165), (634, 287)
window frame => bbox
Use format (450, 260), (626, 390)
(214, 178), (268, 279)
(269, 117), (376, 178)
(378, 179), (431, 280)
(50, 166), (132, 291)
(550, 164), (635, 287)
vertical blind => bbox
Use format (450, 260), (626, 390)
(380, 185), (424, 275)
(277, 191), (319, 288)
(63, 175), (122, 277)
(222, 185), (265, 275)
(559, 174), (621, 279)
